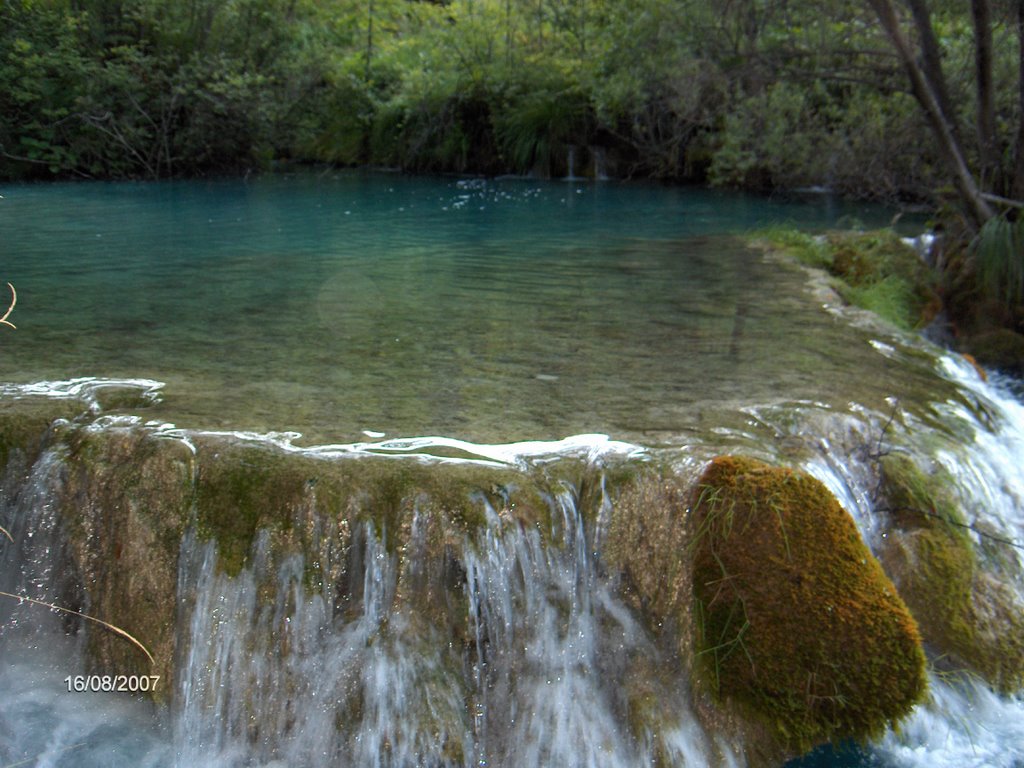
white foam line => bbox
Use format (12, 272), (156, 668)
(0, 377), (165, 407)
(3, 379), (645, 466)
(149, 426), (645, 468)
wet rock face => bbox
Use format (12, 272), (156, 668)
(691, 455), (927, 756)
(876, 453), (1024, 693)
(0, 405), (568, 698)
(55, 425), (194, 692)
(4, 402), (959, 765)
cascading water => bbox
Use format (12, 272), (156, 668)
(780, 354), (1024, 768)
(2, 349), (1024, 767)
(168, 484), (739, 766)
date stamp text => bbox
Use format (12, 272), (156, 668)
(65, 675), (160, 693)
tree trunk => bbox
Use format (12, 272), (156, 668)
(970, 0), (999, 189)
(1014, 0), (1024, 199)
(365, 0), (374, 83)
(867, 0), (994, 226)
(905, 0), (961, 142)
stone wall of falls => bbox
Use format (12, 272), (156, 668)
(0, 401), (743, 768)
(4, 359), (1024, 767)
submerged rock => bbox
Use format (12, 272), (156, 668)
(691, 455), (927, 757)
(877, 453), (1024, 693)
(965, 327), (1024, 377)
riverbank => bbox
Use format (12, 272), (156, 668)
(758, 227), (1024, 385)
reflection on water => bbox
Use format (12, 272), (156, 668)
(1, 172), (933, 445)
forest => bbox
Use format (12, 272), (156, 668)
(0, 0), (1021, 205)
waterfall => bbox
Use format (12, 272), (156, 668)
(2, 352), (1024, 767)
(0, 448), (171, 768)
(789, 353), (1024, 768)
(591, 146), (609, 180)
(166, 489), (733, 767)
(565, 145), (580, 181)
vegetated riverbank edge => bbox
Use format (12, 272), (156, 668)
(755, 226), (1024, 387)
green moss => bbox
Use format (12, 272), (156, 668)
(692, 455), (926, 754)
(192, 437), (558, 576)
(195, 444), (311, 576)
(758, 228), (940, 331)
(754, 228), (832, 270)
(879, 454), (1024, 692)
(827, 231), (940, 331)
(0, 397), (82, 470)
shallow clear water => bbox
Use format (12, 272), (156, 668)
(1, 172), (925, 445)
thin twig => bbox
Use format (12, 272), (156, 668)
(872, 398), (900, 460)
(0, 590), (154, 665)
(882, 505), (1024, 551)
(1, 282), (16, 329)
(0, 525), (12, 542)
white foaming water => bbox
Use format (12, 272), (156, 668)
(0, 448), (171, 768)
(792, 352), (1024, 768)
(167, 492), (727, 767)
(0, 377), (165, 411)
(463, 491), (731, 767)
(4, 353), (1024, 767)
(174, 520), (484, 768)
(879, 675), (1024, 768)
(871, 356), (1024, 767)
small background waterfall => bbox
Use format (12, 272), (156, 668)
(2, 174), (1023, 767)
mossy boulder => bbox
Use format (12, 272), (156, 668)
(878, 453), (1024, 692)
(691, 455), (926, 755)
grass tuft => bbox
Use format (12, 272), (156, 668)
(970, 214), (1024, 312)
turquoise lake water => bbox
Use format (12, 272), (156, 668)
(1, 171), (930, 446)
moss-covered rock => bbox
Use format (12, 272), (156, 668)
(758, 228), (941, 331)
(826, 231), (940, 326)
(604, 470), (692, 645)
(878, 453), (1024, 692)
(691, 455), (926, 755)
(191, 437), (556, 577)
(0, 396), (82, 471)
(57, 426), (195, 696)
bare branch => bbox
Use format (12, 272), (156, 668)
(1, 282), (16, 329)
(0, 589), (155, 666)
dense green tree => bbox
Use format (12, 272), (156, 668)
(2, 0), (1024, 211)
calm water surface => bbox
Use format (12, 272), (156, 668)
(2, 172), (925, 445)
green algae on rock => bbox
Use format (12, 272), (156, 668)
(757, 228), (940, 332)
(878, 453), (1024, 693)
(691, 455), (927, 754)
(603, 469), (693, 642)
